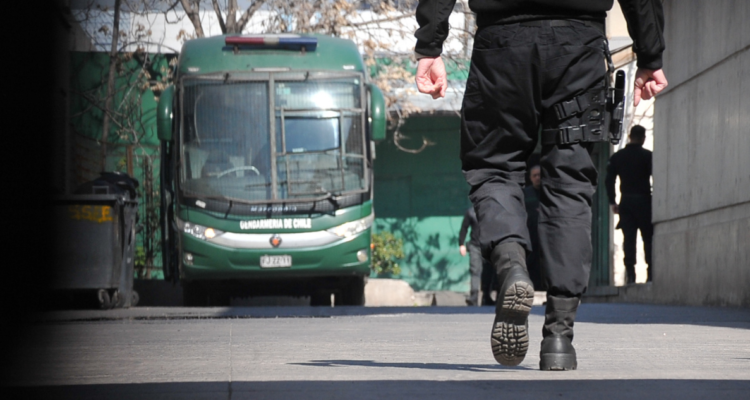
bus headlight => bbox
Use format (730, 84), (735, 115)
(177, 219), (224, 241)
(327, 214), (374, 238)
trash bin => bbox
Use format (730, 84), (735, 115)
(52, 172), (139, 309)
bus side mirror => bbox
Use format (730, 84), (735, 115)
(367, 83), (386, 141)
(157, 85), (175, 141)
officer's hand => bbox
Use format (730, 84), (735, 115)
(611, 204), (620, 214)
(459, 245), (467, 257)
(634, 68), (668, 106)
(416, 56), (447, 99)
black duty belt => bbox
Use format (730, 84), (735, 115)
(519, 19), (605, 35)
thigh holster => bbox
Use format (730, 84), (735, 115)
(542, 71), (626, 146)
(542, 87), (610, 146)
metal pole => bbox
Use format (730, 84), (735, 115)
(268, 76), (278, 199)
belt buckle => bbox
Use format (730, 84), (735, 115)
(561, 126), (584, 144)
(558, 128), (570, 145)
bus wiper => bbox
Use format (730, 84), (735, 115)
(190, 193), (233, 216)
(324, 192), (343, 211)
(244, 182), (271, 189)
(224, 200), (233, 219)
(183, 190), (242, 217)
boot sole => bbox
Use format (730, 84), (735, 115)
(491, 280), (534, 366)
(540, 353), (577, 371)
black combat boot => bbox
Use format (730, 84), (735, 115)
(466, 290), (479, 306)
(625, 264), (636, 284)
(490, 242), (534, 366)
(539, 295), (580, 371)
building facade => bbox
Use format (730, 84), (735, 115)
(647, 0), (750, 306)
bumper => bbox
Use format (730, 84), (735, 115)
(180, 228), (371, 280)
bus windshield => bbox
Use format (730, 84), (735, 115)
(179, 74), (366, 204)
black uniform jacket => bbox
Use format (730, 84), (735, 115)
(605, 143), (653, 205)
(415, 0), (665, 69)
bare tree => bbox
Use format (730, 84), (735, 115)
(177, 1), (205, 37)
(178, 0), (267, 36)
(100, 0), (123, 171)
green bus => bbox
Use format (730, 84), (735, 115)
(157, 34), (386, 306)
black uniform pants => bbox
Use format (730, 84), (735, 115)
(619, 194), (653, 279)
(468, 242), (496, 303)
(467, 242), (483, 297)
(462, 20), (607, 298)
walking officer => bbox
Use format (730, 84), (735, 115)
(414, 0), (667, 370)
(606, 125), (654, 284)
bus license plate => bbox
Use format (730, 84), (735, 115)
(260, 255), (292, 268)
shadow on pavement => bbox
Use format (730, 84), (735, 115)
(569, 303), (750, 329)
(289, 359), (533, 372)
(6, 379), (750, 399)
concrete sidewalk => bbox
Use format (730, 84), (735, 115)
(7, 303), (750, 399)
(132, 277), (540, 307)
(132, 277), (702, 309)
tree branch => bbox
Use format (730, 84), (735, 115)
(162, 0), (182, 24)
(179, 0), (204, 37)
(236, 0), (267, 33)
(346, 12), (414, 28)
(226, 0), (238, 33)
(210, 0), (226, 34)
(101, 0), (122, 171)
(165, 0), (180, 13)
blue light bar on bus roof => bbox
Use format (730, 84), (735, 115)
(225, 35), (317, 52)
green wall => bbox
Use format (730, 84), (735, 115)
(372, 116), (472, 292)
(70, 52), (175, 279)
